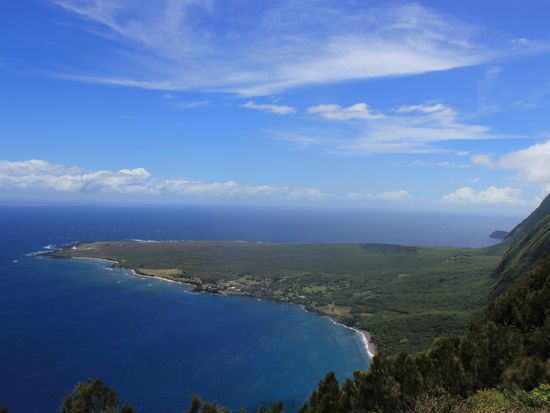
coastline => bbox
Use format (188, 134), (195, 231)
(325, 315), (377, 359)
(129, 268), (183, 285)
(130, 266), (379, 359)
(50, 252), (377, 359)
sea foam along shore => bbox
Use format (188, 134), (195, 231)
(326, 316), (377, 359)
(129, 268), (182, 284)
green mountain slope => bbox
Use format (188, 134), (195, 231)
(507, 194), (550, 245)
(485, 194), (550, 257)
(491, 194), (550, 297)
(301, 250), (550, 413)
(299, 197), (550, 412)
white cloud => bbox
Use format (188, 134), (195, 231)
(173, 100), (210, 109)
(119, 168), (150, 177)
(499, 141), (550, 190)
(0, 159), (80, 175)
(285, 101), (491, 153)
(477, 66), (502, 111)
(471, 154), (496, 168)
(345, 190), (411, 202)
(240, 101), (296, 115)
(0, 166), (156, 194)
(511, 38), (529, 47)
(307, 103), (384, 121)
(0, 159), (328, 200)
(442, 186), (526, 205)
(473, 140), (550, 190)
(50, 2), (499, 95)
(157, 179), (282, 197)
(389, 160), (470, 168)
(394, 103), (450, 114)
(287, 188), (328, 200)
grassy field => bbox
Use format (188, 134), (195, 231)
(51, 241), (502, 354)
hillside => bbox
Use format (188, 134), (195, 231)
(506, 194), (550, 245)
(297, 195), (550, 412)
(299, 252), (550, 413)
(492, 215), (550, 296)
(490, 193), (550, 297)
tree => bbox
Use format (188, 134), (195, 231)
(60, 378), (135, 413)
(267, 401), (283, 413)
(300, 372), (344, 413)
(186, 395), (202, 413)
(200, 401), (219, 413)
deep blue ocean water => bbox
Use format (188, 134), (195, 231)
(0, 205), (520, 412)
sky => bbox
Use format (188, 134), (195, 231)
(1, 0), (550, 212)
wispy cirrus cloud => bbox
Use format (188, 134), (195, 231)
(280, 101), (492, 154)
(172, 100), (210, 109)
(49, 1), (507, 95)
(240, 101), (296, 115)
(307, 103), (384, 121)
(389, 160), (470, 168)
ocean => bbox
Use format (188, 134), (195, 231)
(0, 205), (520, 412)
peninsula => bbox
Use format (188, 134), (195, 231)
(47, 240), (501, 354)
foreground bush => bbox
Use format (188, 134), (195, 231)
(60, 378), (135, 413)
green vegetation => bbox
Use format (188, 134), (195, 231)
(60, 378), (135, 413)
(506, 195), (550, 247)
(23, 194), (548, 412)
(184, 394), (284, 413)
(50, 241), (500, 354)
(492, 215), (550, 297)
(413, 385), (550, 413)
(299, 248), (550, 412)
(2, 379), (547, 412)
(490, 230), (509, 240)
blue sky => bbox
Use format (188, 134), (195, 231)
(2, 0), (550, 212)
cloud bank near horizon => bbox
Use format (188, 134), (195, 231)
(0, 159), (325, 200)
(1, 159), (545, 208)
(0, 159), (409, 204)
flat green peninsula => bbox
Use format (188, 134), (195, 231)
(50, 240), (501, 354)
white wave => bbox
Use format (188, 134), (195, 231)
(325, 316), (375, 359)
